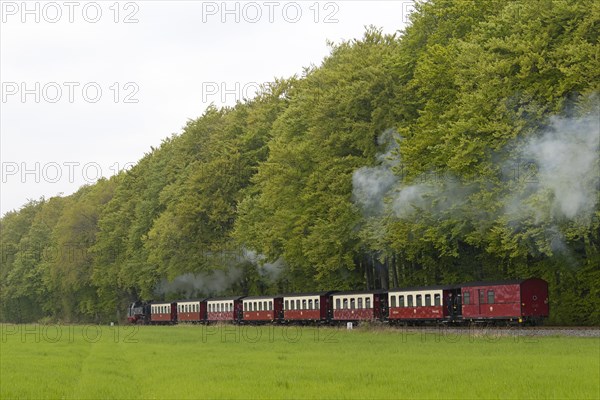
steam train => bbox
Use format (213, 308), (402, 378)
(127, 278), (549, 325)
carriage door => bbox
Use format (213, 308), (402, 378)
(478, 289), (485, 315)
(451, 288), (462, 316)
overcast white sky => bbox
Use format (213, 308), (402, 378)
(1, 0), (413, 216)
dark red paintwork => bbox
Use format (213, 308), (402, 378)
(389, 305), (446, 320)
(206, 297), (244, 322)
(331, 291), (386, 321)
(243, 296), (283, 322)
(461, 278), (549, 321)
(150, 302), (177, 324)
(177, 301), (207, 323)
(283, 292), (334, 321)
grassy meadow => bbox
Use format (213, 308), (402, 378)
(1, 324), (598, 399)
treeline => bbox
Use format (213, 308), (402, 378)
(2, 0), (599, 325)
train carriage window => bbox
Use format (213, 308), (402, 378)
(398, 296), (404, 307)
(263, 301), (267, 310)
(425, 294), (431, 306)
(308, 299), (313, 310)
(416, 295), (422, 307)
(296, 300), (301, 310)
(434, 294), (441, 306)
(315, 299), (319, 309)
(390, 296), (396, 308)
(269, 301), (273, 310)
(343, 299), (348, 309)
(488, 290), (495, 304)
(463, 292), (470, 305)
(259, 302), (262, 311)
(350, 299), (355, 309)
(365, 298), (371, 309)
(407, 295), (414, 307)
(302, 299), (307, 310)
(335, 298), (340, 310)
(358, 298), (363, 309)
(479, 290), (485, 304)
(285, 300), (289, 310)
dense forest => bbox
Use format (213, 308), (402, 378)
(2, 0), (599, 325)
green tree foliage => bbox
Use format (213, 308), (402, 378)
(1, 0), (598, 324)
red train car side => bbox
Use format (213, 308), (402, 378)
(331, 290), (387, 321)
(283, 292), (336, 322)
(460, 278), (549, 323)
(242, 295), (283, 322)
(206, 296), (244, 323)
(150, 302), (177, 324)
(176, 299), (207, 323)
(388, 285), (460, 322)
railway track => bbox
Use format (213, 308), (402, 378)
(389, 325), (600, 338)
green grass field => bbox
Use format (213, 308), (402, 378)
(1, 324), (598, 399)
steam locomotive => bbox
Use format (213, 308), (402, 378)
(128, 278), (549, 325)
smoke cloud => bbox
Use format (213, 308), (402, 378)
(512, 115), (599, 221)
(242, 248), (284, 281)
(352, 113), (599, 253)
(155, 248), (284, 298)
(155, 268), (243, 298)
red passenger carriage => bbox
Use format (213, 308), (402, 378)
(176, 299), (207, 323)
(331, 290), (387, 321)
(206, 296), (244, 323)
(242, 295), (283, 322)
(388, 285), (461, 322)
(282, 292), (336, 322)
(150, 301), (177, 324)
